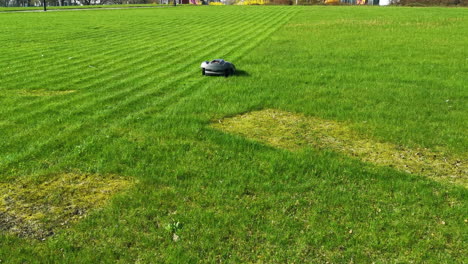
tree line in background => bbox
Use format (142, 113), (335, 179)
(271, 0), (466, 5)
(1, 0), (159, 7)
(391, 0), (466, 5)
(1, 0), (466, 9)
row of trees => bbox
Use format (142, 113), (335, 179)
(392, 0), (466, 5)
(1, 0), (465, 8)
(1, 0), (77, 7)
(270, 0), (466, 5)
(243, 0), (466, 4)
(268, 0), (321, 4)
(1, 0), (160, 7)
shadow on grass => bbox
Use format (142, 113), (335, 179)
(206, 70), (250, 77)
(234, 70), (250, 77)
(204, 69), (249, 78)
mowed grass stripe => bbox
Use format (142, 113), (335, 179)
(0, 9), (293, 168)
(0, 7), (268, 77)
(137, 9), (298, 116)
(0, 9), (240, 116)
(0, 9), (187, 63)
(0, 8), (278, 126)
(0, 8), (276, 118)
(0, 9), (239, 101)
(0, 22), (175, 68)
(0, 8), (296, 167)
(3, 8), (290, 129)
(0, 8), (278, 123)
(0, 23), (206, 111)
(0, 10), (241, 87)
(0, 8), (254, 89)
(43, 8), (299, 165)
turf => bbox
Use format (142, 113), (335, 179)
(1, 173), (132, 239)
(213, 109), (467, 186)
(0, 5), (467, 263)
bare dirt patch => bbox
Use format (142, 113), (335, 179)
(212, 109), (467, 187)
(15, 89), (76, 96)
(0, 173), (132, 239)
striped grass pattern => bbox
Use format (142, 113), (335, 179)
(0, 6), (466, 263)
(0, 7), (297, 172)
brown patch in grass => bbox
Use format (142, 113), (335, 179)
(0, 173), (132, 239)
(16, 89), (76, 96)
(212, 109), (467, 187)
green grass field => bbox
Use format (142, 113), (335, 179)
(0, 5), (467, 263)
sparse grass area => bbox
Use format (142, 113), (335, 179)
(0, 173), (132, 239)
(0, 5), (467, 263)
(213, 109), (467, 186)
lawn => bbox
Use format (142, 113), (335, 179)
(0, 5), (467, 263)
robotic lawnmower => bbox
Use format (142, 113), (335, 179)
(201, 59), (236, 77)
